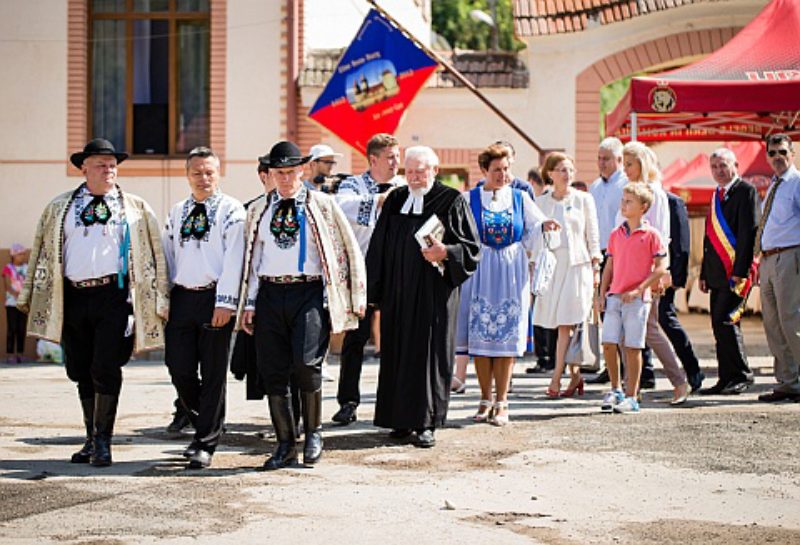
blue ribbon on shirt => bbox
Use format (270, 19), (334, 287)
(118, 220), (130, 289)
(297, 205), (306, 273)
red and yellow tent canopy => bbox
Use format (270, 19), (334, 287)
(606, 0), (800, 142)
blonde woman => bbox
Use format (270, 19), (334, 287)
(618, 142), (689, 405)
(533, 153), (601, 398)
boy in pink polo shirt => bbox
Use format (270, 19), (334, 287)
(597, 183), (668, 413)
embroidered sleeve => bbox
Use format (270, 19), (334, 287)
(336, 175), (378, 227)
(216, 200), (247, 310)
(245, 232), (263, 311)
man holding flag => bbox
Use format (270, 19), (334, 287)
(698, 148), (758, 395)
(331, 133), (401, 425)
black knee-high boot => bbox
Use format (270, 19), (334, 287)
(91, 394), (118, 467)
(70, 397), (95, 463)
(302, 389), (323, 464)
(263, 394), (298, 470)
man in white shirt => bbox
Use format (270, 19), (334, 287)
(590, 137), (628, 254)
(586, 138), (627, 384)
(331, 133), (401, 425)
(239, 141), (366, 470)
(757, 134), (800, 402)
(163, 147), (245, 469)
(18, 138), (169, 468)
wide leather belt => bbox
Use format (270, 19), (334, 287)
(761, 244), (800, 258)
(70, 274), (116, 289)
(261, 274), (322, 284)
(176, 281), (217, 291)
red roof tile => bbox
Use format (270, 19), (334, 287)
(299, 49), (530, 90)
(514, 0), (726, 36)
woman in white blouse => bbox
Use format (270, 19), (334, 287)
(533, 152), (601, 398)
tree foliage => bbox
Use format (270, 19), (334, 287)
(431, 0), (526, 52)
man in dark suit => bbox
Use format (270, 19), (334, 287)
(658, 191), (704, 391)
(699, 148), (758, 395)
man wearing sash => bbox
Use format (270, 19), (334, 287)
(699, 148), (758, 395)
(163, 147), (245, 469)
(238, 141), (366, 469)
(17, 138), (169, 467)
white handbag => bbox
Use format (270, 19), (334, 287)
(531, 231), (559, 296)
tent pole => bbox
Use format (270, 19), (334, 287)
(631, 112), (638, 142)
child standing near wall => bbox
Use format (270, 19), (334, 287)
(3, 243), (28, 363)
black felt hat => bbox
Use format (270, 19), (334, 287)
(258, 141), (312, 169)
(70, 138), (128, 169)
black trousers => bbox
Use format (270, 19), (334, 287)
(337, 306), (374, 406)
(165, 287), (233, 453)
(658, 286), (701, 380)
(62, 281), (133, 399)
(533, 325), (557, 369)
(709, 287), (752, 384)
(254, 280), (329, 396)
(6, 306), (26, 354)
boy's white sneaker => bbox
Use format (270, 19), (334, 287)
(601, 389), (625, 413)
(613, 396), (641, 414)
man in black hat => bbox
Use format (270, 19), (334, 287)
(162, 146), (245, 469)
(18, 138), (169, 467)
(237, 140), (366, 470)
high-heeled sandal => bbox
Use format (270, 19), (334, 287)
(560, 377), (585, 398)
(489, 401), (509, 427)
(546, 387), (561, 399)
(451, 376), (466, 394)
(472, 399), (493, 423)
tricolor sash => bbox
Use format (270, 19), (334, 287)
(705, 188), (757, 322)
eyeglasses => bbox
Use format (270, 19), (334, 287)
(767, 149), (790, 157)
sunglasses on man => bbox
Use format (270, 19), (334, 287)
(767, 149), (790, 157)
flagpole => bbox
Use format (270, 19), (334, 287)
(367, 0), (545, 155)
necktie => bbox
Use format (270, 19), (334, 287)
(80, 195), (111, 236)
(180, 202), (209, 246)
(717, 187), (725, 201)
(754, 177), (783, 256)
(270, 198), (300, 247)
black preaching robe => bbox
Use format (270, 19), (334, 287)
(367, 182), (480, 430)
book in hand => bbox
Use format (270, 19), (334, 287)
(414, 214), (446, 276)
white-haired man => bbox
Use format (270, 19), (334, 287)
(367, 146), (480, 447)
(586, 137), (627, 384)
(698, 147), (757, 396)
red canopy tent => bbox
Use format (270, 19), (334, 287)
(660, 156), (688, 184)
(606, 0), (800, 142)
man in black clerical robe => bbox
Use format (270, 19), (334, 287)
(366, 146), (480, 448)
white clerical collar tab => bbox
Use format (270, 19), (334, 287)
(400, 193), (424, 215)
